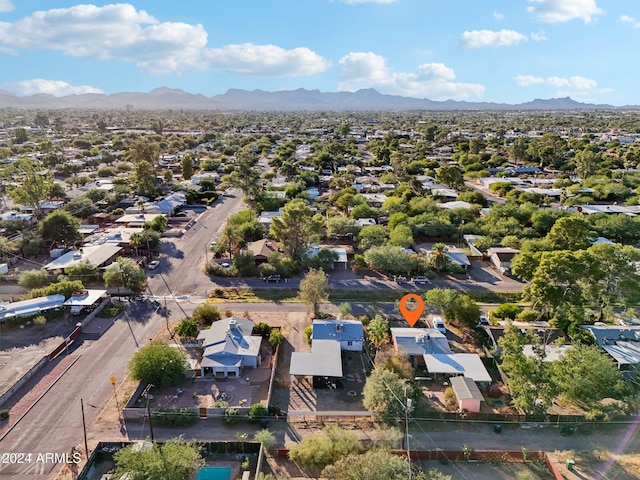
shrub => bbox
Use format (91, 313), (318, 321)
(0, 409), (9, 420)
(491, 303), (521, 321)
(191, 304), (221, 326)
(224, 407), (239, 425)
(248, 403), (269, 423)
(444, 387), (457, 410)
(98, 302), (125, 318)
(269, 329), (283, 348)
(517, 308), (538, 322)
(305, 325), (312, 345)
(253, 322), (272, 336)
(204, 262), (238, 277)
(153, 407), (198, 427)
(253, 429), (276, 451)
(33, 315), (47, 326)
(174, 318), (199, 338)
(19, 269), (50, 289)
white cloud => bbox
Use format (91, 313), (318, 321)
(203, 44), (331, 76)
(530, 30), (548, 41)
(0, 0), (14, 12)
(527, 0), (604, 23)
(493, 10), (504, 20)
(515, 74), (603, 91)
(2, 79), (103, 97)
(619, 15), (640, 28)
(460, 29), (528, 48)
(0, 3), (330, 76)
(339, 52), (484, 100)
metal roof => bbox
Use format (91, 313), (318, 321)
(391, 328), (451, 356)
(289, 340), (343, 377)
(423, 353), (492, 383)
(450, 375), (484, 402)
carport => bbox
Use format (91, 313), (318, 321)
(423, 353), (492, 384)
(289, 340), (343, 384)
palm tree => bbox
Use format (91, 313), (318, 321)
(431, 242), (448, 272)
(367, 315), (390, 351)
(219, 226), (241, 259)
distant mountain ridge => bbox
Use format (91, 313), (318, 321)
(0, 87), (628, 111)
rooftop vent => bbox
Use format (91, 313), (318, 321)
(336, 322), (343, 333)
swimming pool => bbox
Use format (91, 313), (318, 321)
(196, 466), (232, 480)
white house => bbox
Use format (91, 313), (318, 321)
(197, 317), (262, 378)
(312, 320), (363, 352)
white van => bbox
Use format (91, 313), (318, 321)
(432, 316), (446, 334)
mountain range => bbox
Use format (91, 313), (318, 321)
(0, 87), (629, 111)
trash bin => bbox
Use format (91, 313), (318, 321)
(566, 459), (575, 471)
(494, 424), (503, 434)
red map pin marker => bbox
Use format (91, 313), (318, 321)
(399, 293), (424, 327)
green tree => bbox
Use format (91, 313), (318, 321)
(270, 200), (323, 261)
(357, 225), (388, 251)
(328, 215), (360, 239)
(430, 243), (448, 272)
(128, 341), (186, 387)
(322, 448), (426, 480)
(191, 304), (221, 326)
(553, 344), (628, 406)
(132, 160), (158, 197)
(111, 437), (204, 480)
(435, 165), (464, 188)
(39, 210), (81, 246)
(174, 318), (199, 338)
(363, 368), (411, 422)
(65, 259), (98, 281)
(424, 288), (459, 322)
(498, 325), (557, 414)
(13, 127), (28, 144)
(545, 215), (595, 251)
(103, 257), (147, 295)
(367, 315), (390, 350)
(144, 215), (168, 233)
(64, 196), (99, 218)
(181, 152), (194, 180)
(298, 268), (329, 317)
(389, 224), (414, 247)
(227, 148), (261, 202)
(364, 246), (412, 276)
(451, 294), (481, 328)
(253, 429), (276, 451)
(128, 138), (160, 164)
(6, 158), (54, 217)
(18, 269), (50, 289)
(288, 425), (362, 472)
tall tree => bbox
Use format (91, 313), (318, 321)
(298, 268), (329, 317)
(6, 158), (54, 217)
(367, 315), (390, 350)
(132, 160), (158, 197)
(104, 257), (147, 295)
(435, 165), (464, 189)
(128, 341), (187, 387)
(227, 148), (261, 202)
(363, 368), (412, 422)
(270, 200), (323, 261)
(181, 152), (194, 180)
(128, 138), (160, 164)
(545, 215), (595, 251)
(39, 210), (81, 246)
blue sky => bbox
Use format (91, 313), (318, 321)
(0, 0), (638, 104)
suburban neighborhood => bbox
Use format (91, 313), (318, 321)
(0, 105), (639, 480)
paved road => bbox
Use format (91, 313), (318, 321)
(146, 189), (246, 297)
(0, 302), (165, 479)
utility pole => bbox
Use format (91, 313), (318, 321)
(80, 399), (89, 459)
(143, 384), (155, 442)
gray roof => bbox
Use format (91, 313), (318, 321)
(582, 325), (640, 365)
(313, 320), (363, 343)
(43, 244), (123, 271)
(423, 353), (492, 383)
(290, 340), (343, 377)
(450, 375), (484, 402)
(197, 317), (261, 366)
(391, 328), (451, 356)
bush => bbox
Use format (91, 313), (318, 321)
(269, 329), (283, 348)
(174, 318), (199, 338)
(19, 269), (50, 289)
(191, 304), (221, 326)
(253, 322), (272, 337)
(253, 429), (276, 451)
(248, 403), (269, 423)
(0, 409), (9, 420)
(205, 262), (239, 277)
(153, 407), (198, 427)
(98, 302), (125, 318)
(305, 325), (312, 345)
(491, 303), (521, 321)
(444, 387), (457, 410)
(517, 308), (538, 323)
(33, 315), (47, 326)
(224, 407), (239, 425)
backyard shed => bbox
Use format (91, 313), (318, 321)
(450, 375), (484, 413)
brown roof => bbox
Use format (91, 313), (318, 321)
(246, 239), (279, 260)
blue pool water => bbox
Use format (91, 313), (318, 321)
(196, 467), (232, 480)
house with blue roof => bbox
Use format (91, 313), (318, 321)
(312, 319), (363, 352)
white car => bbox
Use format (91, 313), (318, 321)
(147, 260), (160, 270)
(432, 316), (446, 334)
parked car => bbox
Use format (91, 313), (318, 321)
(174, 211), (187, 217)
(432, 316), (446, 334)
(264, 274), (282, 283)
(147, 260), (160, 270)
(411, 276), (430, 285)
(479, 316), (489, 326)
(220, 262), (231, 268)
(395, 275), (408, 284)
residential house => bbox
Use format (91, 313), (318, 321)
(487, 247), (519, 273)
(246, 239), (279, 264)
(312, 320), (363, 351)
(43, 245), (123, 273)
(581, 324), (640, 369)
(197, 317), (262, 378)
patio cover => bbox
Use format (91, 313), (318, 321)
(423, 353), (492, 383)
(289, 340), (343, 377)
